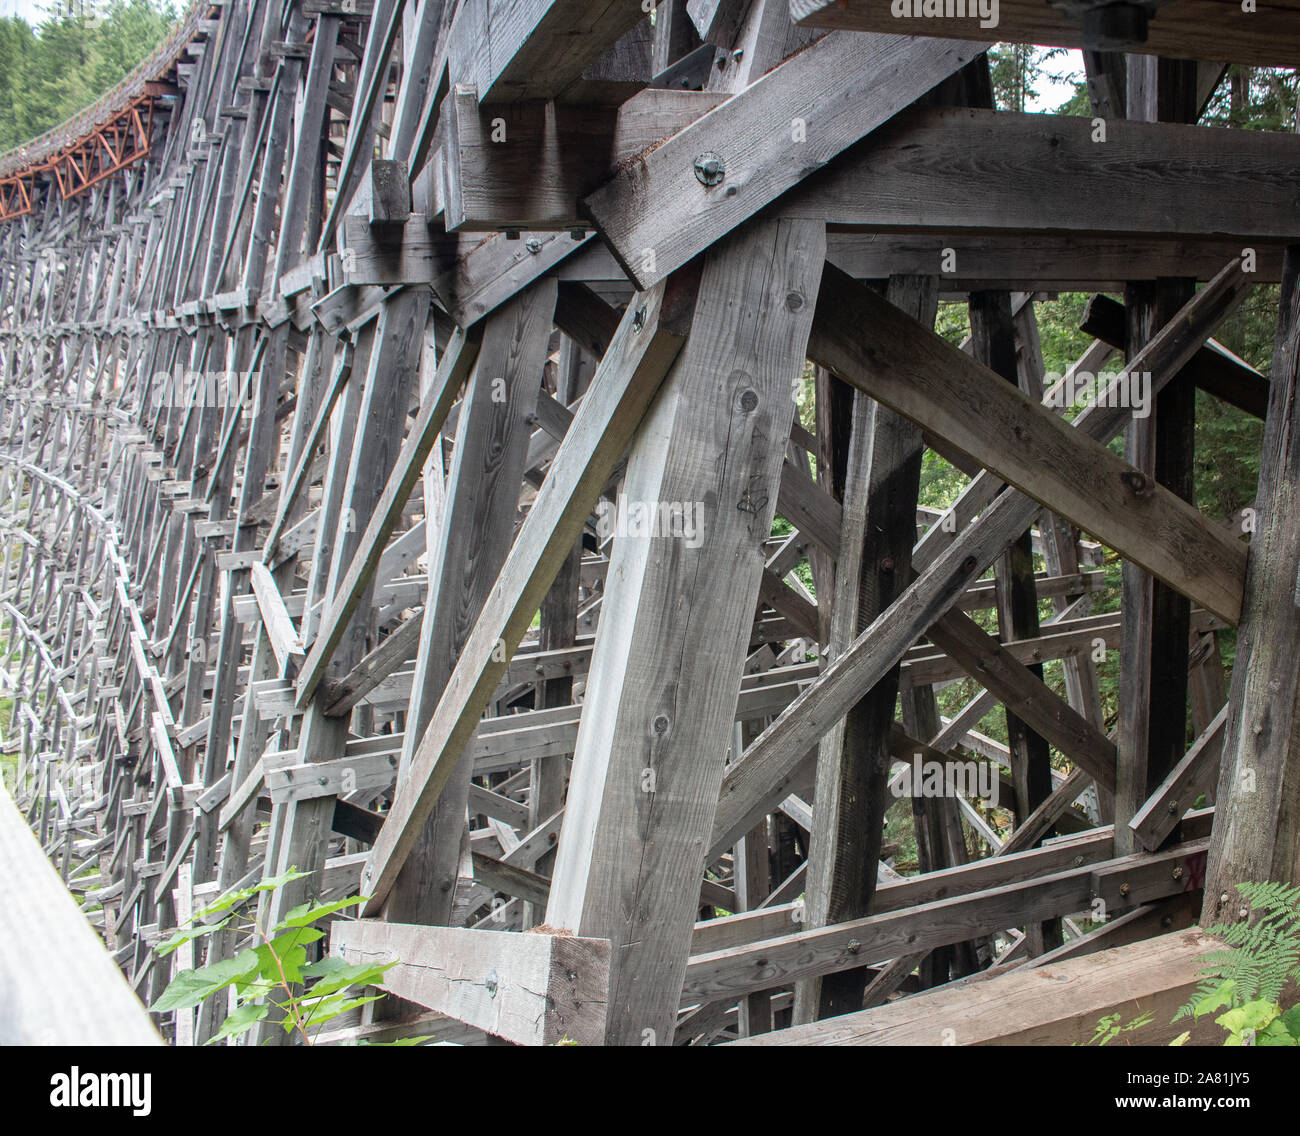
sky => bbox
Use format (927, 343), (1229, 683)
(0, 0), (51, 23)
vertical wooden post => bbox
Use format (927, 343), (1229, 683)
(544, 217), (824, 1045)
(1203, 245), (1300, 923)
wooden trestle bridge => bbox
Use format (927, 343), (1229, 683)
(1, 0), (1299, 1046)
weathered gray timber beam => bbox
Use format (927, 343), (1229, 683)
(789, 0), (1300, 68)
(929, 609), (1117, 792)
(684, 837), (1209, 1004)
(808, 264), (1247, 624)
(1204, 245), (1300, 922)
(709, 259), (1251, 860)
(541, 218), (824, 1047)
(781, 108), (1300, 244)
(331, 920), (610, 1045)
(728, 929), (1229, 1046)
(1131, 703), (1227, 853)
(443, 88), (725, 231)
(583, 32), (987, 289)
(797, 274), (938, 1022)
(294, 326), (480, 705)
(825, 234), (1287, 289)
(447, 0), (652, 103)
(383, 280), (556, 926)
(361, 273), (697, 913)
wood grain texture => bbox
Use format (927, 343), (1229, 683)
(782, 108), (1300, 243)
(727, 929), (1231, 1046)
(331, 919), (610, 1045)
(543, 218), (825, 1045)
(584, 32), (986, 288)
(789, 0), (1300, 68)
(361, 275), (696, 913)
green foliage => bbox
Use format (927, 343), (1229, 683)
(151, 866), (413, 1046)
(1176, 882), (1300, 1025)
(0, 1), (177, 153)
(1081, 1010), (1155, 1046)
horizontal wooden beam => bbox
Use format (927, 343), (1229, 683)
(684, 838), (1209, 1004)
(826, 233), (1287, 289)
(448, 0), (651, 103)
(331, 920), (609, 1045)
(729, 928), (1228, 1045)
(789, 0), (1300, 69)
(782, 108), (1300, 244)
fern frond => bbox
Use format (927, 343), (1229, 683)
(1176, 880), (1300, 1021)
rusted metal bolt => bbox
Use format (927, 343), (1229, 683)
(694, 152), (725, 187)
(847, 938), (861, 955)
(1172, 865), (1184, 880)
(1119, 882), (1130, 897)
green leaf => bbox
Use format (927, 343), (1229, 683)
(205, 1001), (269, 1045)
(304, 960), (393, 999)
(151, 949), (261, 1013)
(155, 916), (230, 957)
(198, 868), (312, 918)
(274, 895), (367, 931)
(297, 993), (384, 1032)
(1193, 981), (1236, 1020)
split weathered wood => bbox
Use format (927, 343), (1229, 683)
(331, 919), (611, 1045)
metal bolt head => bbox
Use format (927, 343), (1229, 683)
(847, 939), (861, 955)
(1172, 865), (1184, 880)
(485, 969), (499, 996)
(525, 238), (543, 255)
(1119, 882), (1130, 897)
(694, 152), (725, 187)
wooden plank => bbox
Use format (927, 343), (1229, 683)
(330, 920), (610, 1045)
(684, 839), (1209, 1004)
(0, 778), (160, 1044)
(797, 274), (938, 1022)
(789, 0), (1300, 69)
(448, 0), (653, 103)
(782, 108), (1300, 244)
(728, 929), (1230, 1046)
(361, 273), (697, 913)
(384, 280), (557, 925)
(444, 88), (726, 231)
(250, 562), (305, 675)
(929, 610), (1117, 792)
(584, 32), (987, 289)
(1131, 703), (1228, 853)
